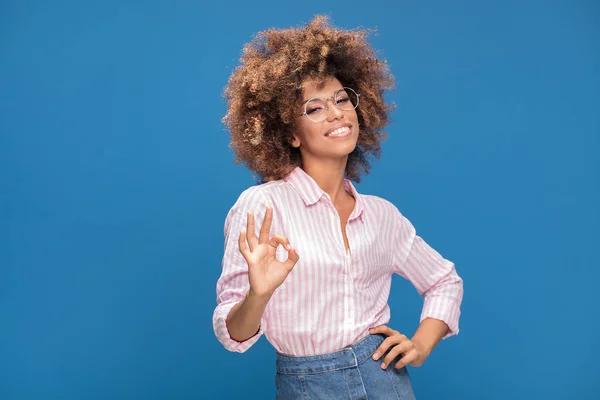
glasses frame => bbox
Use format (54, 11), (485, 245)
(299, 87), (360, 122)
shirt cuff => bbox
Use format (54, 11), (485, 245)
(213, 301), (263, 353)
(420, 295), (461, 339)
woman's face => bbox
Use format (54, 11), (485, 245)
(291, 76), (359, 164)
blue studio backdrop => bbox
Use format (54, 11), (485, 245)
(1, 1), (598, 399)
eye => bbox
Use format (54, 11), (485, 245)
(336, 97), (350, 104)
(307, 106), (323, 115)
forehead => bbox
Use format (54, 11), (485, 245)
(301, 76), (343, 97)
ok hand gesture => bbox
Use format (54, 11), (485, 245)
(238, 207), (299, 298)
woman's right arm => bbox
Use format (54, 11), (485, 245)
(225, 288), (272, 342)
(213, 190), (298, 352)
(227, 207), (299, 341)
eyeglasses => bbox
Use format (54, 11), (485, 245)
(299, 87), (360, 122)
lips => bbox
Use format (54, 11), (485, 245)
(325, 123), (352, 137)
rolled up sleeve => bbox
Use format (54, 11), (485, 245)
(212, 187), (268, 352)
(393, 210), (464, 338)
(213, 298), (263, 353)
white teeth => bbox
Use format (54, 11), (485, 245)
(327, 127), (350, 137)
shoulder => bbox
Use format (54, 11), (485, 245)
(231, 179), (287, 210)
(359, 194), (416, 237)
(360, 193), (403, 217)
(223, 179), (291, 231)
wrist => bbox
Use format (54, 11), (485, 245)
(247, 288), (272, 304)
(410, 318), (448, 357)
(410, 336), (432, 357)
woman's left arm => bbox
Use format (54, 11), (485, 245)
(371, 207), (464, 369)
(370, 318), (449, 369)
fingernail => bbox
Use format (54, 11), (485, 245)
(380, 363), (386, 369)
(372, 353), (379, 360)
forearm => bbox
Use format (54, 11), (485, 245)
(226, 290), (271, 342)
(410, 318), (449, 356)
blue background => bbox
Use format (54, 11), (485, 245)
(1, 1), (598, 399)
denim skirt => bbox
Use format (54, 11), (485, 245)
(275, 334), (416, 399)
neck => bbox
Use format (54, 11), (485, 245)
(301, 156), (349, 204)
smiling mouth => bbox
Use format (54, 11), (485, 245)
(325, 126), (352, 138)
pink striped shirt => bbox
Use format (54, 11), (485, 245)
(213, 167), (463, 356)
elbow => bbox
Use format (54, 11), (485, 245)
(424, 268), (463, 304)
(213, 303), (260, 353)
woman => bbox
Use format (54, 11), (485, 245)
(213, 16), (464, 399)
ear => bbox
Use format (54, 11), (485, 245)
(290, 135), (301, 148)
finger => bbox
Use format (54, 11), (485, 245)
(381, 341), (413, 369)
(246, 212), (258, 251)
(395, 349), (419, 369)
(258, 207), (273, 244)
(372, 334), (406, 361)
(238, 230), (250, 259)
(284, 247), (300, 270)
(369, 325), (397, 337)
(286, 247), (300, 264)
(269, 234), (290, 250)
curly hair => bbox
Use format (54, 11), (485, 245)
(222, 15), (395, 183)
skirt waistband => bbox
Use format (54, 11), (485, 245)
(275, 334), (385, 375)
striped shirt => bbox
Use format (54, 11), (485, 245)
(213, 166), (463, 356)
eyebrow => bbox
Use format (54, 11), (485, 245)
(301, 87), (345, 105)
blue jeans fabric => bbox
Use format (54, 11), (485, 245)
(275, 334), (416, 399)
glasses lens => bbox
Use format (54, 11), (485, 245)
(335, 88), (359, 111)
(305, 99), (328, 122)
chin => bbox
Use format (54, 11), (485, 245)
(340, 143), (358, 157)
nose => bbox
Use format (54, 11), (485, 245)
(326, 98), (344, 121)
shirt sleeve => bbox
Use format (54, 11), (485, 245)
(392, 209), (464, 339)
(212, 187), (269, 352)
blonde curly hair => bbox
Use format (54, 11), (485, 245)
(223, 15), (395, 182)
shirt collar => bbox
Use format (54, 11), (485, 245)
(343, 178), (365, 221)
(284, 167), (365, 220)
